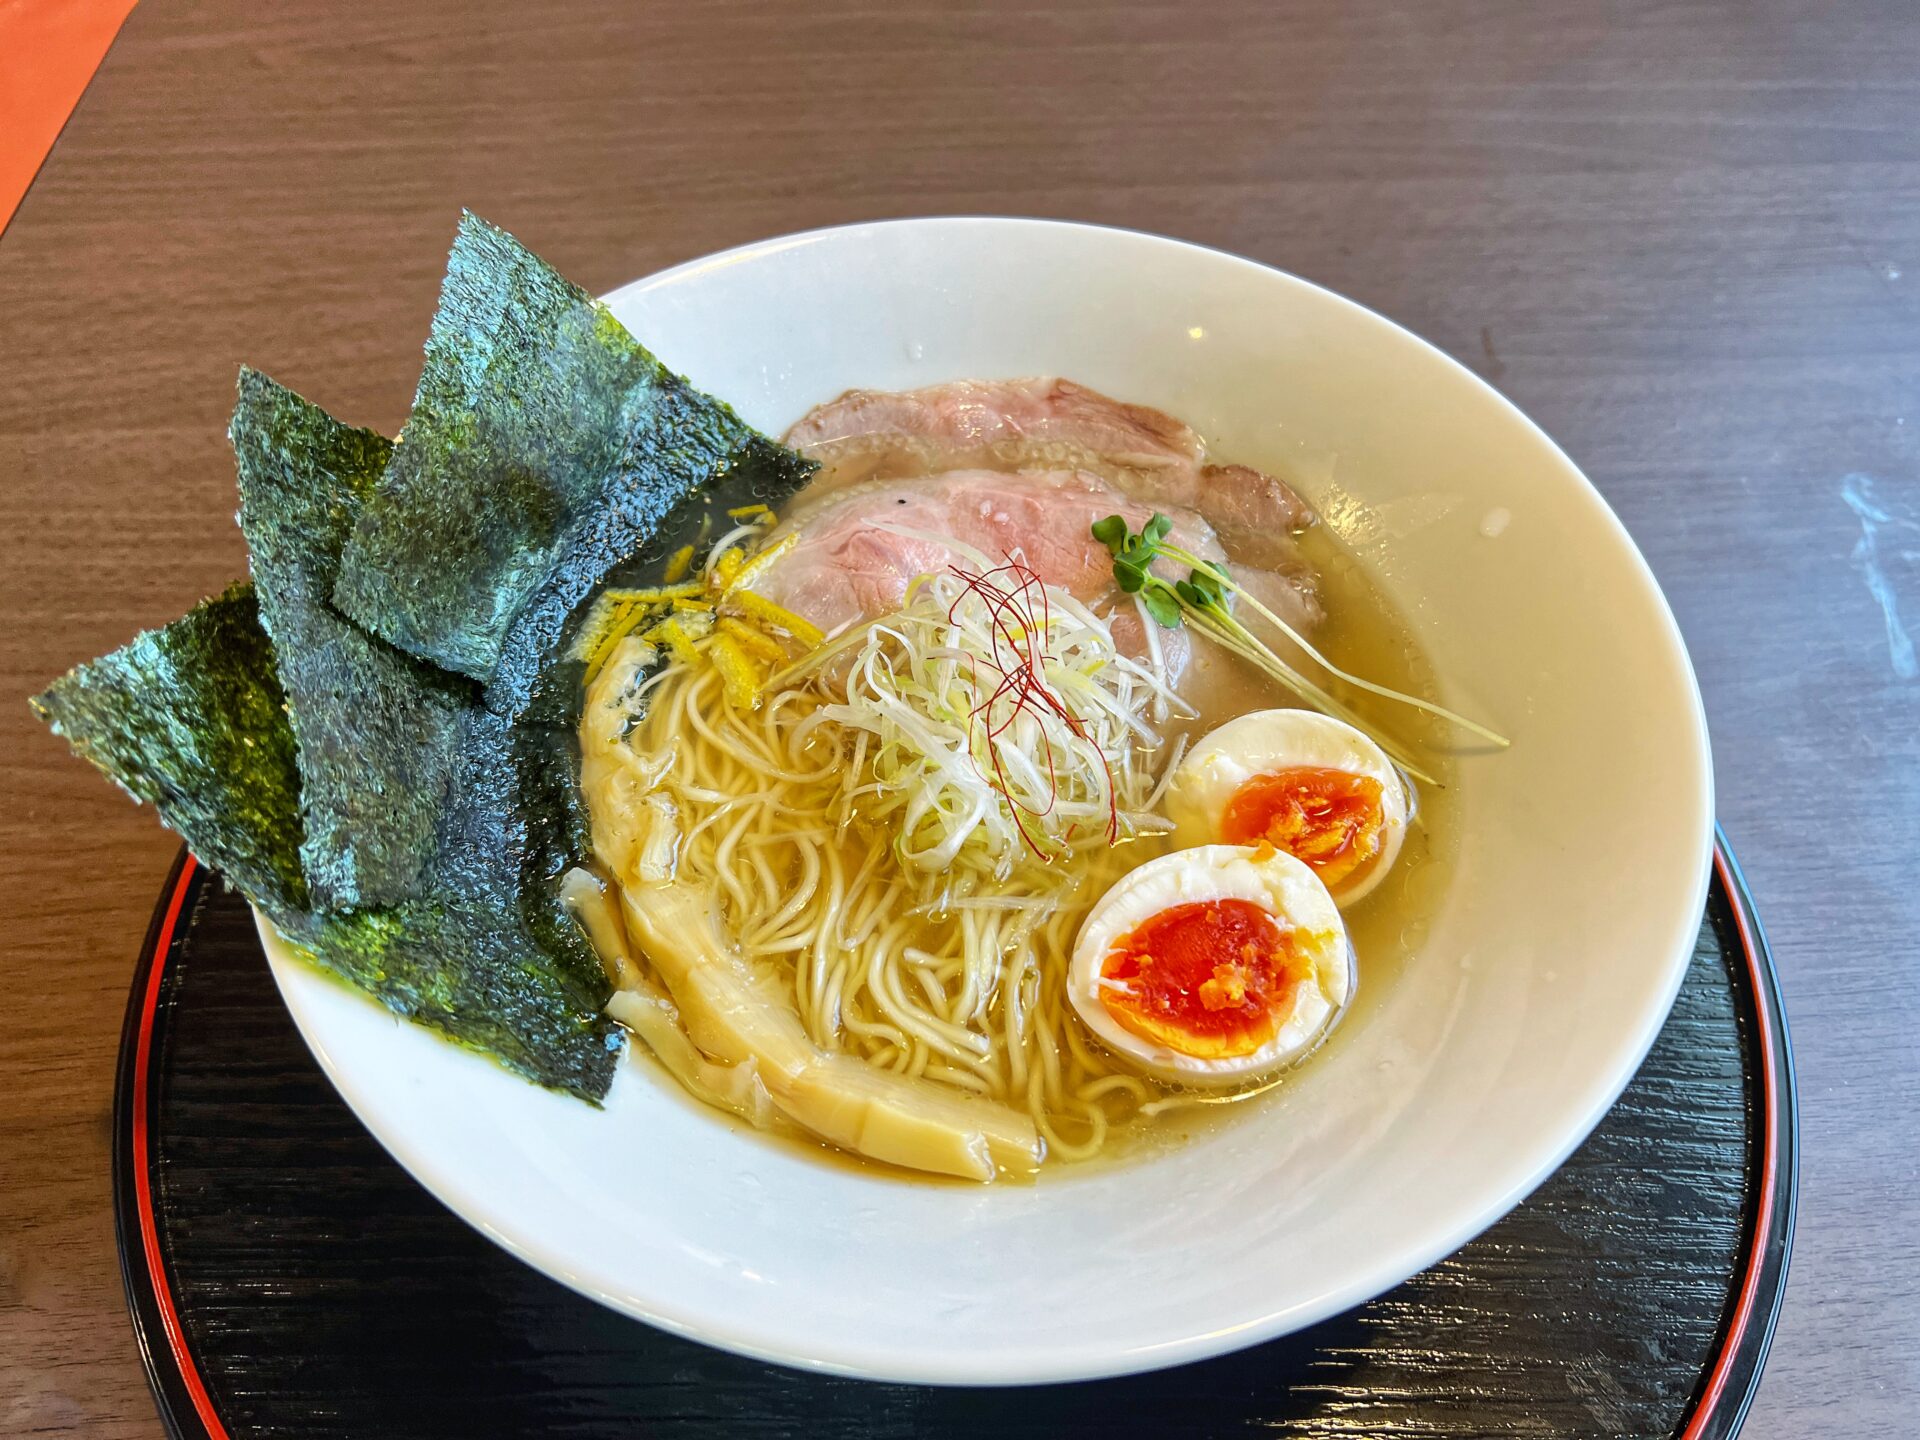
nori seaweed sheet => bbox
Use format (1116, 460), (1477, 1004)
(334, 212), (784, 684)
(232, 368), (470, 911)
(32, 583), (620, 1099)
(34, 215), (821, 1104)
(488, 442), (822, 1032)
(282, 897), (621, 1101)
(266, 687), (622, 1100)
(489, 441), (820, 742)
(484, 435), (815, 722)
(31, 585), (311, 919)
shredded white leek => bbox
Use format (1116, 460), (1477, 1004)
(784, 565), (1189, 893)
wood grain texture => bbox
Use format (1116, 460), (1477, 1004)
(0, 1), (1912, 1434)
(138, 873), (1758, 1440)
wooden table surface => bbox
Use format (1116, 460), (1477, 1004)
(2, 2), (1914, 1434)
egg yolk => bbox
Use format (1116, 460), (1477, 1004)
(1219, 767), (1385, 891)
(1099, 899), (1301, 1059)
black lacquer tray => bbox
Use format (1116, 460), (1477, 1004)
(115, 833), (1794, 1440)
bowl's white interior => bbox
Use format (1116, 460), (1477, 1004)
(263, 218), (1712, 1384)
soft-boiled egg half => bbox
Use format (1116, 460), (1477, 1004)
(1068, 844), (1353, 1087)
(1166, 709), (1411, 908)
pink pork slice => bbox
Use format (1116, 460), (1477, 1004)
(753, 468), (1226, 647)
(783, 377), (1317, 568)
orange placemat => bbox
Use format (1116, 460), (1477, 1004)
(0, 0), (141, 236)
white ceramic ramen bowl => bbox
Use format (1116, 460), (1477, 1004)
(261, 217), (1712, 1385)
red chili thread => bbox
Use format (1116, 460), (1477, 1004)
(946, 558), (1121, 855)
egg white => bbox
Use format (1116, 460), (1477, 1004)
(1165, 709), (1410, 908)
(1067, 844), (1353, 1087)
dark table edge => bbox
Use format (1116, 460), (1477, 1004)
(114, 848), (228, 1440)
(1687, 833), (1799, 1440)
(112, 834), (1798, 1440)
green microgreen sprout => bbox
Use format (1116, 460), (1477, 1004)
(1092, 512), (1510, 786)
